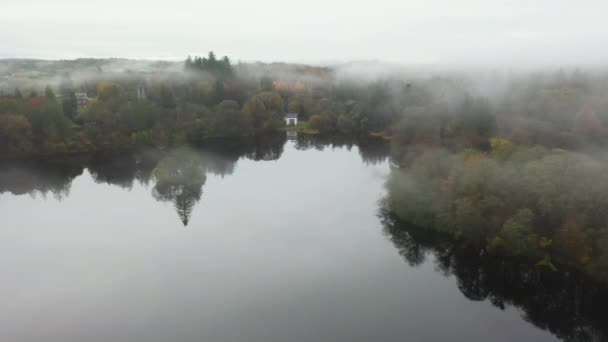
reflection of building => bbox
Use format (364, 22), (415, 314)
(74, 93), (89, 107)
(284, 112), (298, 126)
(286, 130), (298, 141)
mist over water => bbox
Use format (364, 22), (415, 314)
(1, 138), (606, 341)
(3, 1), (608, 340)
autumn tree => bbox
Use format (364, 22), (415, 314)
(0, 114), (33, 155)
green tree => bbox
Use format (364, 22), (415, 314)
(309, 114), (330, 132)
(287, 92), (314, 119)
(212, 80), (225, 105)
(491, 208), (538, 256)
(337, 113), (355, 133)
(261, 77), (274, 91)
(24, 97), (70, 147)
(0, 114), (33, 155)
(159, 84), (176, 109)
(59, 73), (78, 120)
(208, 100), (252, 137)
(243, 91), (284, 132)
(44, 85), (56, 100)
(97, 82), (122, 102)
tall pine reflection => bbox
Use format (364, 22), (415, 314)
(5, 135), (608, 340)
(0, 134), (297, 226)
(152, 148), (207, 226)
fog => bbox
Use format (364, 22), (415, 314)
(2, 0), (608, 67)
(4, 3), (608, 340)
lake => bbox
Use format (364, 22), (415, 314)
(0, 134), (605, 342)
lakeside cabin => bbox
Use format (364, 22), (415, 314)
(284, 112), (298, 126)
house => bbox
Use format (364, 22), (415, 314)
(74, 92), (89, 108)
(284, 112), (298, 126)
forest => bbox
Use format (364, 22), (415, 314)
(3, 53), (608, 283)
(2, 52), (607, 159)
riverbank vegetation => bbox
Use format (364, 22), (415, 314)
(384, 142), (608, 283)
(3, 54), (608, 159)
(3, 54), (608, 283)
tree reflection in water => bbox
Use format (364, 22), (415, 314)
(4, 136), (608, 340)
(0, 134), (295, 226)
(0, 157), (84, 199)
(379, 204), (608, 342)
(152, 148), (206, 226)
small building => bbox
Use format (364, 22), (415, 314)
(284, 112), (298, 126)
(74, 92), (89, 108)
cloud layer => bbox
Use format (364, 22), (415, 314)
(2, 0), (607, 66)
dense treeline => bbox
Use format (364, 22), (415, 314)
(385, 141), (608, 283)
(4, 54), (608, 159)
(378, 70), (608, 283)
(184, 52), (234, 79)
(5, 54), (608, 281)
(2, 52), (388, 157)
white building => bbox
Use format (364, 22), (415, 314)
(284, 112), (298, 126)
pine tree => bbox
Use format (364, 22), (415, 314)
(174, 190), (196, 226)
(59, 73), (77, 120)
(185, 55), (193, 70)
(44, 85), (56, 100)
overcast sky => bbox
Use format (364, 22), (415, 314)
(2, 0), (607, 66)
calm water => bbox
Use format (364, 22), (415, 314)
(0, 136), (604, 341)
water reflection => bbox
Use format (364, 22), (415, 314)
(88, 153), (139, 189)
(3, 137), (608, 341)
(0, 134), (390, 226)
(152, 148), (207, 226)
(294, 134), (391, 166)
(379, 205), (608, 342)
(0, 158), (84, 199)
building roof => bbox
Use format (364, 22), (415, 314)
(285, 112), (298, 119)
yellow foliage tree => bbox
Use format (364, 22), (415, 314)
(490, 137), (515, 160)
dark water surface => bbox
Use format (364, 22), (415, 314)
(0, 136), (600, 341)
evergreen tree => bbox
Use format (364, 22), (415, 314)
(183, 52), (233, 79)
(44, 85), (56, 100)
(61, 93), (78, 121)
(59, 74), (77, 121)
(184, 55), (194, 70)
(159, 84), (176, 109)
